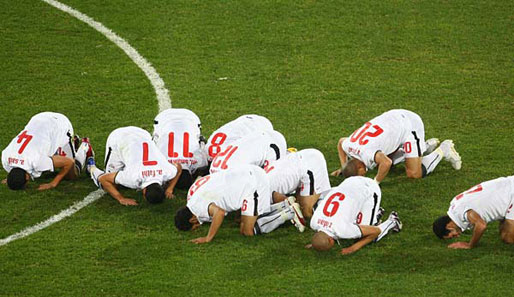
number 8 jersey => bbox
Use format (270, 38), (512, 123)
(342, 109), (427, 169)
(2, 112), (74, 178)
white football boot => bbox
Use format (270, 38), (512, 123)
(388, 211), (403, 233)
(425, 138), (440, 154)
(286, 198), (306, 232)
(440, 140), (462, 170)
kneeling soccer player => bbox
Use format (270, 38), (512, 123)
(432, 175), (514, 249)
(307, 176), (402, 255)
(174, 164), (306, 244)
(87, 126), (182, 206)
(2, 112), (93, 191)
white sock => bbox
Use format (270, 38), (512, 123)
(270, 200), (288, 212)
(75, 142), (89, 171)
(375, 219), (396, 242)
(90, 167), (105, 188)
(421, 148), (444, 177)
(254, 208), (293, 234)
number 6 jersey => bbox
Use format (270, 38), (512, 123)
(310, 176), (382, 239)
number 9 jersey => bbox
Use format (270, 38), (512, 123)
(310, 176), (382, 239)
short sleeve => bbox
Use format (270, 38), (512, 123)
(34, 156), (54, 173)
(115, 170), (140, 189)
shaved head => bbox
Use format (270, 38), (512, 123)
(311, 231), (335, 251)
(342, 159), (366, 178)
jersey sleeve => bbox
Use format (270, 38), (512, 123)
(332, 222), (362, 240)
(34, 155), (54, 173)
(114, 170), (140, 189)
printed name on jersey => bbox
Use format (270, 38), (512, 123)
(317, 218), (333, 228)
(141, 169), (163, 178)
(8, 157), (25, 166)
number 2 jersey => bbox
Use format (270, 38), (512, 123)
(447, 176), (514, 231)
(152, 108), (208, 174)
(310, 176), (382, 239)
(187, 164), (272, 223)
(2, 112), (74, 178)
(342, 109), (426, 169)
(105, 126), (178, 190)
(206, 114), (274, 161)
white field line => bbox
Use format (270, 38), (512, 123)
(0, 0), (171, 247)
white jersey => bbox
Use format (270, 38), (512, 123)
(447, 176), (514, 231)
(342, 109), (426, 169)
(209, 130), (285, 174)
(310, 176), (382, 239)
(2, 112), (74, 178)
(266, 149), (331, 197)
(206, 114), (273, 160)
(187, 165), (271, 223)
(104, 126), (178, 190)
(153, 108), (201, 129)
(152, 109), (207, 174)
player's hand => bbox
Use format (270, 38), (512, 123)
(330, 169), (342, 177)
(448, 242), (471, 249)
(304, 243), (313, 249)
(165, 188), (175, 199)
(341, 247), (356, 255)
(38, 183), (56, 191)
(191, 237), (211, 244)
(118, 198), (138, 206)
(1, 179), (6, 185)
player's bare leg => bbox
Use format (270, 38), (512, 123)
(405, 157), (423, 179)
(499, 219), (514, 244)
(297, 194), (321, 219)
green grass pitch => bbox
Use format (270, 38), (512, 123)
(0, 0), (513, 296)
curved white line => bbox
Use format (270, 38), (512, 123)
(0, 0), (171, 246)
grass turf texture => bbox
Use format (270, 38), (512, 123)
(0, 0), (513, 295)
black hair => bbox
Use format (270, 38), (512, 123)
(176, 170), (193, 190)
(175, 206), (194, 231)
(145, 183), (165, 204)
(7, 168), (27, 190)
(432, 215), (452, 239)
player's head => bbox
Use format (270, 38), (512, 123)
(342, 159), (366, 178)
(432, 215), (461, 239)
(311, 231), (335, 251)
(6, 168), (28, 190)
(144, 183), (165, 204)
(176, 170), (193, 190)
(175, 206), (200, 231)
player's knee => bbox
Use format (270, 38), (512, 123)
(501, 232), (514, 244)
(405, 168), (422, 179)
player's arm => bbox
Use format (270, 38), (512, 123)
(240, 215), (258, 236)
(191, 203), (226, 244)
(38, 155), (74, 191)
(448, 210), (487, 249)
(165, 163), (182, 199)
(331, 137), (348, 176)
(373, 152), (392, 183)
(98, 172), (138, 206)
(340, 225), (381, 255)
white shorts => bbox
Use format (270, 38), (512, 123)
(402, 111), (427, 159)
(505, 195), (514, 221)
(104, 133), (125, 173)
(298, 149), (331, 196)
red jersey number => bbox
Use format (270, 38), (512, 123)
(211, 145), (238, 170)
(322, 192), (346, 217)
(17, 131), (33, 154)
(168, 132), (193, 158)
(349, 122), (384, 145)
(455, 184), (483, 201)
(189, 175), (211, 197)
(208, 133), (227, 159)
(142, 142), (158, 166)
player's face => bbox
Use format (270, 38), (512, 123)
(189, 216), (201, 231)
(443, 224), (461, 239)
